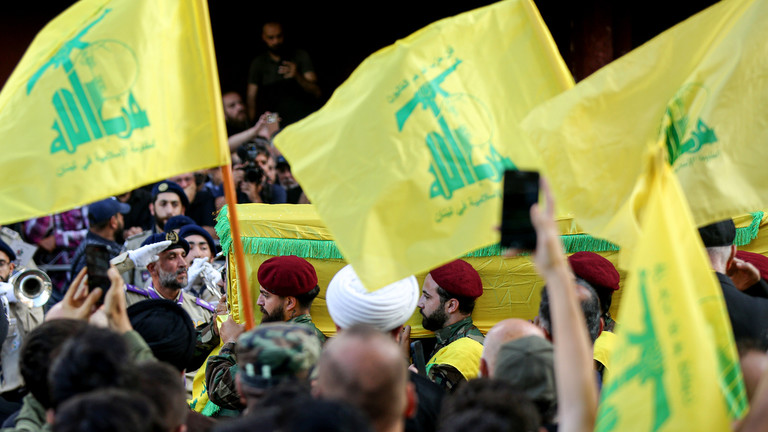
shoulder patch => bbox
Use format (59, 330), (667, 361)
(125, 284), (150, 297)
(195, 298), (215, 313)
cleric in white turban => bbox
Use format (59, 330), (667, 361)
(326, 264), (419, 334)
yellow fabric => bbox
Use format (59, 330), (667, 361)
(189, 314), (226, 413)
(426, 337), (484, 380)
(595, 149), (745, 429)
(275, 0), (573, 291)
(523, 0), (768, 255)
(0, 0), (230, 224)
(593, 331), (617, 371)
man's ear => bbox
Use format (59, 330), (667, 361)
(110, 214), (119, 230)
(404, 382), (418, 419)
(148, 202), (155, 217)
(479, 357), (489, 378)
(445, 298), (459, 314)
(146, 261), (156, 274)
(285, 296), (297, 312)
(727, 244), (737, 269)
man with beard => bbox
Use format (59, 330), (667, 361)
(255, 255), (324, 341)
(246, 21), (320, 126)
(69, 198), (130, 278)
(417, 259), (485, 392)
(203, 255), (323, 413)
(124, 232), (215, 327)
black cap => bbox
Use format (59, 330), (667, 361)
(127, 299), (196, 372)
(164, 215), (196, 233)
(151, 181), (190, 209)
(88, 198), (131, 224)
(141, 231), (190, 255)
(179, 225), (217, 256)
(0, 239), (16, 262)
(698, 220), (736, 247)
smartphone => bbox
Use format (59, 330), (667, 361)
(85, 244), (111, 302)
(500, 170), (540, 250)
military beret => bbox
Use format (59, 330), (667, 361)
(698, 219), (736, 248)
(567, 252), (620, 292)
(164, 215), (196, 233)
(236, 322), (321, 389)
(179, 225), (217, 256)
(258, 256), (318, 297)
(127, 299), (196, 372)
(430, 259), (483, 298)
(151, 181), (190, 209)
(141, 231), (190, 255)
(736, 251), (768, 281)
(0, 238), (16, 262)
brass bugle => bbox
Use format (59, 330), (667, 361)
(10, 268), (52, 308)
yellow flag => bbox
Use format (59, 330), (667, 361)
(522, 0), (768, 249)
(275, 0), (573, 290)
(0, 0), (230, 225)
(596, 150), (746, 430)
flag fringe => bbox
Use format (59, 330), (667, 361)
(215, 208), (765, 258)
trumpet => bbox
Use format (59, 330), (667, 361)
(10, 268), (52, 308)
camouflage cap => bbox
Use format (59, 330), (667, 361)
(235, 322), (321, 389)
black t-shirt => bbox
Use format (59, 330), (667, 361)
(186, 189), (217, 227)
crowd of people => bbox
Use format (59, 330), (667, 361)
(3, 19), (768, 432)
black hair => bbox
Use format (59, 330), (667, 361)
(52, 388), (162, 432)
(20, 319), (88, 409)
(436, 286), (476, 315)
(538, 277), (602, 344)
(48, 326), (131, 410)
(295, 285), (320, 310)
(440, 378), (541, 432)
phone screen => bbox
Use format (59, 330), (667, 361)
(85, 244), (111, 297)
(500, 170), (540, 250)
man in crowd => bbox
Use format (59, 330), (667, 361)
(180, 224), (221, 304)
(315, 325), (416, 432)
(124, 181), (189, 287)
(699, 220), (768, 344)
(205, 322), (321, 414)
(69, 198), (130, 278)
(325, 264), (444, 432)
(255, 255), (324, 340)
(0, 239), (44, 419)
(168, 172), (216, 237)
(247, 21), (321, 126)
(417, 259), (485, 391)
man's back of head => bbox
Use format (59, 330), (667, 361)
(315, 324), (411, 432)
(481, 318), (545, 378)
(537, 278), (602, 344)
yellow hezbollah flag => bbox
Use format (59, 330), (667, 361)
(522, 0), (768, 250)
(275, 0), (573, 290)
(596, 149), (747, 430)
(0, 0), (230, 224)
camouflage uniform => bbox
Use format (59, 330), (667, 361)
(289, 314), (326, 343)
(205, 321), (322, 412)
(426, 316), (484, 392)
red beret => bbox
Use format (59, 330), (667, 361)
(257, 256), (318, 297)
(736, 251), (768, 281)
(567, 252), (620, 292)
(429, 260), (483, 298)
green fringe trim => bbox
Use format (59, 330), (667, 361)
(201, 400), (221, 417)
(735, 212), (764, 246)
(216, 208), (765, 258)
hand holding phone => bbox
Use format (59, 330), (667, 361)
(85, 244), (111, 304)
(500, 170), (540, 251)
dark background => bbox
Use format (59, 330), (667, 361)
(1, 0), (719, 100)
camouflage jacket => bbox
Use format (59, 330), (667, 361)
(204, 314), (324, 411)
(426, 316), (484, 392)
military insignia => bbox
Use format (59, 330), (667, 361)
(158, 182), (169, 192)
(165, 231), (179, 243)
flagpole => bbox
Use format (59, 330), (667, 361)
(221, 164), (255, 330)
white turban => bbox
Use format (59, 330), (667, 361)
(326, 264), (419, 332)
